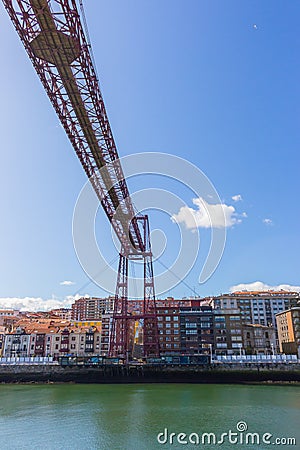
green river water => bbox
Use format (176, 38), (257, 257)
(0, 384), (299, 449)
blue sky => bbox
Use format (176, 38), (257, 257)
(0, 1), (299, 309)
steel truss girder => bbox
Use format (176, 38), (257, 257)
(3, 0), (160, 358)
(2, 0), (143, 254)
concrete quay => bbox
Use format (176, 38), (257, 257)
(0, 363), (299, 384)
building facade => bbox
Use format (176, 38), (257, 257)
(213, 291), (299, 328)
(156, 305), (180, 355)
(3, 327), (30, 357)
(213, 309), (243, 355)
(50, 308), (72, 320)
(243, 324), (277, 355)
(180, 304), (214, 356)
(276, 307), (300, 357)
(71, 297), (114, 321)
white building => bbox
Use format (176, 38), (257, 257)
(3, 327), (30, 357)
(213, 291), (299, 328)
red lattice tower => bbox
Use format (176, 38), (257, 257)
(2, 0), (160, 360)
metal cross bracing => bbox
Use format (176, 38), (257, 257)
(2, 0), (160, 359)
(110, 216), (160, 360)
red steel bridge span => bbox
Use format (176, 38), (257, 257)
(2, 0), (160, 360)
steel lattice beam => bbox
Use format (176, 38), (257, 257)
(2, 0), (143, 254)
(3, 0), (160, 359)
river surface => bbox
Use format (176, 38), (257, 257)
(0, 384), (299, 449)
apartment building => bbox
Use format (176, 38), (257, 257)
(99, 314), (111, 356)
(50, 308), (72, 320)
(0, 309), (19, 317)
(71, 297), (114, 321)
(0, 329), (5, 357)
(179, 304), (214, 355)
(2, 325), (102, 359)
(156, 305), (180, 355)
(47, 327), (101, 358)
(243, 324), (277, 355)
(213, 309), (244, 355)
(213, 291), (299, 328)
(276, 306), (300, 357)
(3, 327), (30, 357)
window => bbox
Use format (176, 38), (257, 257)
(165, 316), (171, 321)
(231, 329), (241, 334)
(55, 337), (59, 341)
(215, 317), (225, 322)
(186, 329), (197, 335)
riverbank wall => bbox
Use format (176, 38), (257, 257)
(0, 364), (299, 384)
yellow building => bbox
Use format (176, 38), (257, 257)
(72, 320), (102, 328)
(276, 306), (300, 357)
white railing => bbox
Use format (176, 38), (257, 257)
(215, 354), (299, 363)
(0, 356), (59, 365)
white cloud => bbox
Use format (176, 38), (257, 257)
(60, 280), (75, 286)
(0, 294), (89, 312)
(171, 197), (241, 229)
(232, 194), (242, 202)
(229, 281), (300, 293)
(263, 218), (273, 226)
(241, 212), (248, 218)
